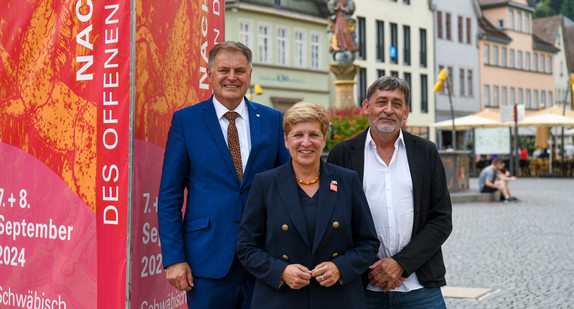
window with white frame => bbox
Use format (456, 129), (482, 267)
(493, 46), (499, 66)
(294, 29), (306, 68)
(467, 69), (473, 96)
(484, 44), (490, 64)
(437, 11), (443, 39)
(509, 49), (515, 68)
(526, 89), (532, 109)
(421, 74), (428, 113)
(526, 52), (531, 70)
(541, 54), (546, 73)
(239, 19), (253, 49)
(534, 89), (539, 109)
(518, 51), (523, 69)
(502, 86), (508, 106)
(510, 87), (515, 105)
(458, 16), (464, 43)
(509, 9), (514, 30)
(548, 56), (552, 73)
(533, 53), (538, 71)
(276, 26), (289, 66)
(258, 23), (272, 64)
(448, 66), (454, 93)
(493, 86), (499, 107)
(502, 47), (507, 67)
(484, 85), (491, 106)
(541, 90), (546, 108)
(446, 13), (452, 40)
(549, 91), (553, 107)
(525, 13), (530, 33)
(517, 11), (522, 32)
(459, 68), (465, 96)
(310, 31), (322, 70)
(518, 88), (523, 105)
(466, 18), (472, 44)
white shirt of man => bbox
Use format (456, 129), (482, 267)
(363, 128), (423, 292)
(213, 97), (251, 172)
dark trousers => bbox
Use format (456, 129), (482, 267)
(365, 287), (446, 309)
(187, 256), (254, 309)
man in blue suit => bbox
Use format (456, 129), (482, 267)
(158, 41), (290, 308)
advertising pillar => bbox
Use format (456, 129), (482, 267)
(0, 0), (223, 307)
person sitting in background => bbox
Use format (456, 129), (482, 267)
(519, 145), (530, 177)
(532, 148), (541, 158)
(479, 158), (518, 202)
(520, 145), (529, 161)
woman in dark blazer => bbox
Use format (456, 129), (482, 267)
(237, 102), (379, 308)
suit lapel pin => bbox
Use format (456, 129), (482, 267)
(330, 180), (338, 192)
(256, 114), (260, 117)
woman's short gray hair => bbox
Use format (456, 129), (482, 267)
(283, 102), (329, 137)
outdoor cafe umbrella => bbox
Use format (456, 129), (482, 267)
(518, 113), (574, 127)
(430, 114), (508, 130)
(519, 109), (574, 174)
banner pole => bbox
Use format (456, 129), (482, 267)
(126, 0), (137, 307)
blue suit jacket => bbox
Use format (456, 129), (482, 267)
(158, 96), (290, 279)
(237, 160), (379, 308)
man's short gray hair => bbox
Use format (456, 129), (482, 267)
(209, 41), (253, 70)
(365, 76), (410, 105)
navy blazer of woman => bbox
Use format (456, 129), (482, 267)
(237, 160), (379, 309)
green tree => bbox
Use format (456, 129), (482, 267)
(535, 0), (574, 20)
(534, 0), (557, 18)
(561, 0), (574, 19)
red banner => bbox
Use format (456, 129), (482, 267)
(94, 0), (131, 308)
(130, 0), (224, 307)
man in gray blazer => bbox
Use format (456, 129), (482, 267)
(327, 76), (452, 308)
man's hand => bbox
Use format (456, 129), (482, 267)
(281, 264), (312, 290)
(166, 262), (194, 291)
(368, 258), (405, 292)
(311, 261), (341, 287)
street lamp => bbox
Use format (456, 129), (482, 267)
(433, 68), (456, 149)
(246, 83), (263, 101)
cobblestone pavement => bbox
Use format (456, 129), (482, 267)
(444, 177), (574, 309)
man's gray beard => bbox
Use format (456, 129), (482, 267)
(372, 122), (398, 134)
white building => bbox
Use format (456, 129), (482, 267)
(433, 0), (482, 148)
(353, 0), (436, 140)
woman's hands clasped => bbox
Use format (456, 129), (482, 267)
(311, 261), (340, 287)
(280, 262), (341, 289)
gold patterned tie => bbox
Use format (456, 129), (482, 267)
(224, 111), (243, 182)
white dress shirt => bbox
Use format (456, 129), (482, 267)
(363, 128), (423, 292)
(213, 97), (251, 172)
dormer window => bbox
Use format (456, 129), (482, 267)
(497, 20), (504, 29)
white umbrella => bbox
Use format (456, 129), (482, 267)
(518, 113), (574, 127)
(519, 110), (574, 174)
(431, 115), (508, 131)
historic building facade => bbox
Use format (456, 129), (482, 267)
(352, 0), (436, 140)
(225, 0), (334, 112)
(478, 0), (558, 114)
